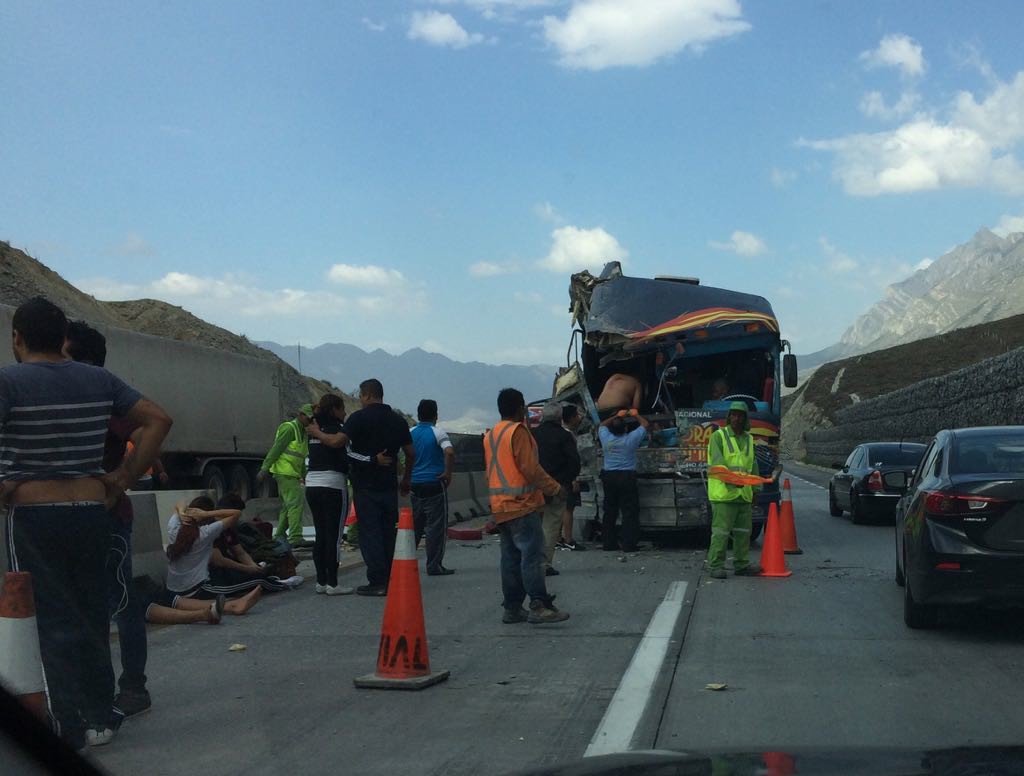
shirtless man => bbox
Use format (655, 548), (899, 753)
(596, 373), (643, 416)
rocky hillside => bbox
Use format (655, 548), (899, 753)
(782, 312), (1024, 459)
(800, 228), (1024, 369)
(0, 241), (350, 414)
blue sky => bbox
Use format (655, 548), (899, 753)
(3, 1), (1024, 365)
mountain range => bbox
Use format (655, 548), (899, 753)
(800, 228), (1024, 369)
(257, 341), (558, 432)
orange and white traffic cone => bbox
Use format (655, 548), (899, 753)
(354, 507), (450, 690)
(779, 479), (803, 555)
(758, 502), (792, 578)
(0, 572), (47, 718)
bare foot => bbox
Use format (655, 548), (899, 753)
(225, 587), (262, 616)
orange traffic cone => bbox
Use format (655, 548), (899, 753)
(354, 507), (450, 690)
(779, 479), (803, 555)
(758, 502), (792, 578)
(344, 503), (357, 527)
(0, 572), (47, 718)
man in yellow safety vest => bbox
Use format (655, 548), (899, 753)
(258, 404), (313, 547)
(706, 401), (762, 579)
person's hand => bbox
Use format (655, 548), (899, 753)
(99, 470), (132, 509)
(375, 451), (393, 467)
(157, 471), (170, 487)
(438, 472), (452, 487)
(616, 409), (628, 418)
(628, 408), (639, 417)
(256, 470), (268, 484)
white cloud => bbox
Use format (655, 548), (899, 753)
(770, 167), (797, 188)
(468, 260), (518, 277)
(362, 17), (387, 32)
(534, 201), (564, 224)
(804, 72), (1024, 197)
(858, 90), (920, 120)
(993, 213), (1024, 237)
(114, 232), (156, 258)
(820, 237), (858, 274)
(709, 230), (767, 257)
(538, 225), (628, 273)
(542, 0), (750, 71)
(859, 33), (926, 78)
(915, 257), (934, 271)
(408, 10), (485, 48)
(327, 263), (405, 287)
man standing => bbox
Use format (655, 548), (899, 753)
(63, 321), (153, 723)
(557, 404), (584, 551)
(410, 399), (455, 577)
(343, 379), (415, 596)
(598, 409), (649, 552)
(531, 401), (580, 576)
(258, 404), (312, 548)
(705, 401), (762, 579)
(2, 298), (172, 750)
(484, 388), (569, 624)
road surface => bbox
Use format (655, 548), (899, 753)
(92, 462), (1024, 775)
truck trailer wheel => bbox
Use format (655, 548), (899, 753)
(228, 464), (252, 501)
(202, 464), (227, 500)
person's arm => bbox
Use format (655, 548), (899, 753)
(511, 426), (563, 498)
(436, 427), (455, 487)
(103, 397), (172, 506)
(631, 380), (642, 410)
(259, 423), (295, 476)
(308, 423), (349, 448)
(166, 521), (198, 561)
(209, 545), (262, 574)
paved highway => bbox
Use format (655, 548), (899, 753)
(92, 462), (1024, 775)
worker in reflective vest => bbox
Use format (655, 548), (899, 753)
(483, 388), (569, 625)
(258, 404), (313, 547)
(706, 401), (762, 579)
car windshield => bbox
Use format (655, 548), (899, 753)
(955, 434), (1024, 475)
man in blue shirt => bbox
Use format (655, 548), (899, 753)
(409, 399), (455, 576)
(597, 409), (649, 552)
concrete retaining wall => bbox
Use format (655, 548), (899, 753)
(803, 345), (1024, 467)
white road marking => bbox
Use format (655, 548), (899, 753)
(785, 473), (825, 490)
(584, 580), (688, 757)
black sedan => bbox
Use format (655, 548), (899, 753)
(828, 442), (926, 523)
(895, 426), (1024, 628)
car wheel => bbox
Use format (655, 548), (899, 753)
(850, 491), (864, 525)
(903, 557), (938, 629)
(828, 485), (843, 517)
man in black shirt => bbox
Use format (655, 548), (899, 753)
(342, 378), (415, 595)
(532, 401), (581, 576)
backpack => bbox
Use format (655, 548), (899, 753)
(236, 522), (298, 578)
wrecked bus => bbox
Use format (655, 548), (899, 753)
(555, 262), (797, 541)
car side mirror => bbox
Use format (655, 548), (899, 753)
(783, 354), (798, 388)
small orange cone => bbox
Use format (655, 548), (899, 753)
(779, 479), (803, 555)
(344, 503), (357, 527)
(758, 502), (792, 578)
(354, 507), (450, 690)
(0, 572), (47, 718)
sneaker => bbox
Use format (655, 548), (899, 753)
(356, 584), (387, 597)
(502, 607), (529, 624)
(528, 600), (570, 624)
(561, 540), (585, 551)
(315, 584), (327, 594)
(734, 564), (763, 576)
(545, 566), (560, 577)
(281, 575), (305, 588)
(427, 567), (455, 576)
(112, 688), (151, 720)
(85, 726), (115, 747)
(325, 585), (355, 595)
(208, 594), (226, 623)
(709, 568), (727, 579)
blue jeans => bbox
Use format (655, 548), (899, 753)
(497, 513), (551, 610)
(108, 517), (148, 691)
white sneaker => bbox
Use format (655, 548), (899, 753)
(325, 585), (354, 596)
(315, 584), (327, 594)
(282, 575), (304, 588)
(86, 727), (114, 747)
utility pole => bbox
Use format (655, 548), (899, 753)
(297, 342), (302, 374)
